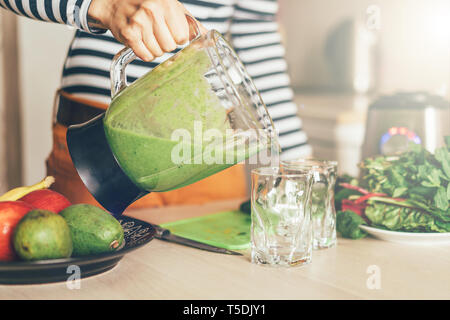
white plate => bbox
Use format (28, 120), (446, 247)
(359, 225), (450, 245)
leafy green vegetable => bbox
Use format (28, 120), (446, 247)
(239, 200), (251, 214)
(365, 202), (450, 233)
(337, 138), (450, 239)
(360, 139), (450, 230)
(335, 188), (362, 211)
(447, 184), (450, 199)
(392, 187), (408, 198)
(335, 175), (363, 211)
(435, 146), (450, 179)
(434, 187), (448, 211)
(336, 210), (368, 239)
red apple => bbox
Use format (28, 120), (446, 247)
(20, 189), (71, 214)
(0, 201), (35, 261)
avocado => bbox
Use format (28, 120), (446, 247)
(13, 210), (73, 260)
(60, 204), (124, 256)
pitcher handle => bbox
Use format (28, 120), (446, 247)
(110, 14), (202, 98)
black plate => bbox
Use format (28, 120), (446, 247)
(0, 215), (155, 285)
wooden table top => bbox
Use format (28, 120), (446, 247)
(1, 198), (449, 300)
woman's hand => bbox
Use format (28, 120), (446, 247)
(88, 0), (207, 61)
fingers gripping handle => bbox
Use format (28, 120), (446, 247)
(110, 14), (201, 98)
(110, 48), (136, 98)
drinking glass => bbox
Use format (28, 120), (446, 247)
(251, 167), (313, 267)
(281, 159), (338, 249)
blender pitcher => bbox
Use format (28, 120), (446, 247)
(67, 16), (277, 216)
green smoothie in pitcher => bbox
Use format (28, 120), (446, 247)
(104, 42), (261, 192)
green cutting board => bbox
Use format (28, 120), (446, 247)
(160, 210), (251, 250)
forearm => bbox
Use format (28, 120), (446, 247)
(0, 0), (104, 33)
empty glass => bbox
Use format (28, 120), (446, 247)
(281, 160), (338, 249)
(251, 167), (313, 267)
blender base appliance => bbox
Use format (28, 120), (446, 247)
(362, 92), (450, 159)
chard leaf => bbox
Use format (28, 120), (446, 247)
(427, 169), (442, 186)
(393, 187), (408, 198)
(336, 211), (367, 239)
(434, 187), (449, 211)
(365, 203), (450, 233)
(435, 147), (450, 180)
(390, 169), (406, 187)
(421, 181), (438, 188)
(409, 186), (435, 197)
(447, 184), (450, 200)
(418, 165), (431, 181)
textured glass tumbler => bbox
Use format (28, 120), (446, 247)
(281, 160), (338, 249)
(251, 167), (313, 267)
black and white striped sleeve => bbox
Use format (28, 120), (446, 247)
(0, 0), (104, 33)
(230, 0), (312, 159)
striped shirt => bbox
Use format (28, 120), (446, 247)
(0, 0), (312, 159)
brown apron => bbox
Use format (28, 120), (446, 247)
(46, 91), (247, 209)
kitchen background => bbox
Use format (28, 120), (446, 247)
(0, 0), (449, 192)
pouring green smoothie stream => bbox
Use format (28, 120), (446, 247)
(103, 36), (275, 193)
